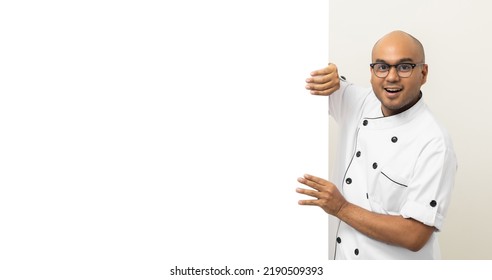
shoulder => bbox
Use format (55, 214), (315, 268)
(329, 78), (373, 122)
(416, 104), (455, 149)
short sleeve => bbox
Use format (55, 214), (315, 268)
(329, 78), (372, 124)
(400, 138), (457, 231)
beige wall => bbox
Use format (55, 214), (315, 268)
(329, 0), (492, 259)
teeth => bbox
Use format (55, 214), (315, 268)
(386, 88), (401, 92)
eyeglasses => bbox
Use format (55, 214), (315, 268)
(369, 62), (425, 78)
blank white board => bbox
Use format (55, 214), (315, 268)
(0, 1), (330, 279)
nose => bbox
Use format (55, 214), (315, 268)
(386, 65), (400, 82)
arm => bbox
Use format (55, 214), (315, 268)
(296, 174), (434, 252)
(305, 63), (340, 95)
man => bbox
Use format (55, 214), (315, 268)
(296, 30), (457, 259)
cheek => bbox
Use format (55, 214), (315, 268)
(420, 75), (427, 86)
(406, 79), (423, 92)
(370, 76), (378, 89)
(370, 77), (383, 92)
(370, 75), (377, 85)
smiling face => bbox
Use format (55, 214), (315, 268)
(370, 31), (428, 116)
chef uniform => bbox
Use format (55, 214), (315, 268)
(329, 78), (457, 259)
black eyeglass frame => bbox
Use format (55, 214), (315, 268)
(369, 62), (425, 78)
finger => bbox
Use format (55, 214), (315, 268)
(297, 176), (325, 191)
(305, 80), (340, 91)
(304, 174), (332, 186)
(300, 174), (332, 190)
(298, 199), (321, 206)
(305, 80), (340, 95)
(310, 88), (338, 96)
(306, 74), (335, 85)
(309, 63), (336, 77)
(306, 75), (339, 87)
(296, 187), (321, 199)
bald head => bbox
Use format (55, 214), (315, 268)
(372, 30), (425, 63)
(370, 30), (428, 117)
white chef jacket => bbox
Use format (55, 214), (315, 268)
(329, 79), (457, 260)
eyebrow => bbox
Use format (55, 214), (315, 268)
(374, 58), (415, 64)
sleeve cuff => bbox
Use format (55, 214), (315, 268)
(400, 200), (444, 231)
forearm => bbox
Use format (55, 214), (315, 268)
(296, 173), (435, 251)
(336, 202), (434, 252)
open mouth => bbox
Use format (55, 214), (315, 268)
(384, 87), (403, 98)
(384, 88), (402, 93)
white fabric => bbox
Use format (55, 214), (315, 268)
(329, 79), (457, 259)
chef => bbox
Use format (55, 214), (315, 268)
(296, 30), (457, 259)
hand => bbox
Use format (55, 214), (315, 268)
(305, 63), (340, 96)
(296, 174), (348, 217)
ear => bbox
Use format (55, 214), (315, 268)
(420, 64), (428, 85)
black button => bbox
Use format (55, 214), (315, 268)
(430, 200), (437, 207)
(356, 151), (361, 157)
(366, 193), (369, 199)
(345, 178), (352, 184)
(391, 136), (398, 143)
(363, 120), (368, 126)
(340, 76), (346, 81)
(372, 162), (378, 169)
(354, 249), (359, 256)
(336, 237), (341, 244)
